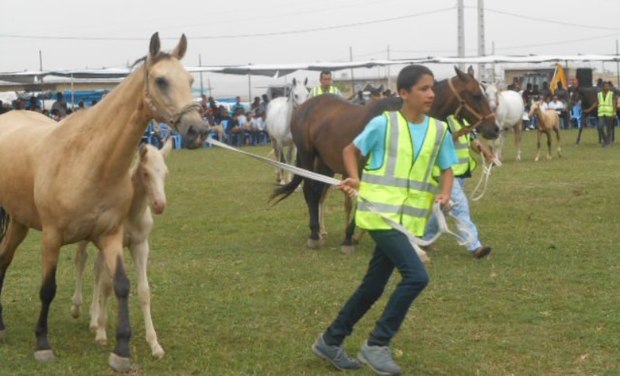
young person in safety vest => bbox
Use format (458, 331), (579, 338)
(585, 80), (616, 146)
(310, 70), (342, 97)
(311, 65), (457, 376)
(423, 115), (499, 259)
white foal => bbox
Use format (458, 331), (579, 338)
(71, 139), (172, 358)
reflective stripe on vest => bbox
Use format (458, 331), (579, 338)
(356, 111), (447, 236)
(598, 91), (615, 117)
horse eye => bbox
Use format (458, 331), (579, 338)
(155, 77), (168, 90)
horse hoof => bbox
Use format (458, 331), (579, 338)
(340, 245), (355, 256)
(307, 238), (323, 249)
(152, 344), (165, 359)
(109, 352), (131, 373)
(70, 305), (81, 319)
(34, 349), (56, 362)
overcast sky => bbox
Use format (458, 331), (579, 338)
(2, 0), (620, 98)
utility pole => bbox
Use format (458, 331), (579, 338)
(199, 54), (204, 96)
(387, 45), (391, 92)
(616, 39), (619, 86)
(349, 46), (355, 97)
(491, 41), (496, 83)
(457, 0), (465, 70)
(247, 64), (252, 103)
(477, 0), (486, 80)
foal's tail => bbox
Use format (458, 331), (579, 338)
(0, 207), (9, 244)
(270, 173), (303, 205)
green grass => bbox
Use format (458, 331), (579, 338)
(1, 127), (619, 375)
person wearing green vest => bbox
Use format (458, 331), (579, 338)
(585, 81), (616, 146)
(311, 70), (342, 97)
(311, 65), (457, 376)
(422, 115), (498, 258)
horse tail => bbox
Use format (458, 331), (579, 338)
(0, 207), (9, 244)
(269, 152), (304, 205)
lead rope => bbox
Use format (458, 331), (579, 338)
(206, 138), (475, 261)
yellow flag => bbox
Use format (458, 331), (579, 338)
(550, 64), (567, 94)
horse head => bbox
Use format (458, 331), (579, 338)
(137, 138), (172, 215)
(529, 99), (542, 117)
(481, 82), (499, 111)
(290, 78), (310, 107)
(143, 32), (207, 149)
(449, 66), (500, 139)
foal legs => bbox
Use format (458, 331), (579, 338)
(534, 131), (542, 162)
(71, 241), (89, 319)
(554, 127), (562, 158)
(545, 131), (553, 160)
(0, 220), (29, 340)
(130, 240), (164, 358)
(514, 121), (523, 161)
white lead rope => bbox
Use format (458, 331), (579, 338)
(471, 155), (502, 202)
(206, 137), (473, 261)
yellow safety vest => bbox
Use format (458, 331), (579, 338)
(311, 86), (340, 97)
(356, 111), (447, 236)
(598, 91), (615, 117)
(445, 115), (477, 177)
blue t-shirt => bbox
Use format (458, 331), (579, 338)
(354, 114), (457, 171)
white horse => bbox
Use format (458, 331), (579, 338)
(483, 83), (525, 161)
(70, 139), (172, 359)
(266, 78), (309, 185)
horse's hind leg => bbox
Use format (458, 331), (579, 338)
(514, 121), (523, 161)
(34, 229), (63, 362)
(71, 241), (89, 319)
(555, 127), (562, 157)
(130, 240), (164, 358)
(0, 219), (29, 340)
(546, 131), (553, 160)
(95, 228), (132, 372)
(304, 178), (325, 248)
(91, 250), (111, 345)
(534, 131), (542, 161)
(341, 195), (356, 256)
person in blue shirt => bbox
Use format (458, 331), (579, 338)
(312, 65), (457, 376)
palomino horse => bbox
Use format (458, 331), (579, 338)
(529, 100), (562, 161)
(266, 78), (309, 184)
(0, 33), (207, 372)
(71, 140), (172, 359)
(271, 66), (499, 254)
(483, 83), (525, 161)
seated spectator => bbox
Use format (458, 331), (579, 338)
(229, 108), (246, 146)
(76, 101), (86, 111)
(230, 96), (245, 116)
(51, 92), (67, 117)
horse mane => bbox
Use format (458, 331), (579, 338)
(130, 52), (173, 69)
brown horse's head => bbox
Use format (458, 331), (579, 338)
(143, 33), (207, 149)
(449, 66), (499, 140)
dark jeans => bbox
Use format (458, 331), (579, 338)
(324, 229), (429, 347)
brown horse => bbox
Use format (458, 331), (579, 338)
(529, 100), (562, 161)
(0, 33), (207, 372)
(271, 66), (499, 253)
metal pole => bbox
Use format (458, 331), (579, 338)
(39, 50), (43, 71)
(248, 65), (252, 105)
(616, 39), (620, 87)
(350, 46), (355, 97)
(387, 45), (391, 91)
(457, 0), (465, 70)
(491, 41), (496, 83)
(199, 54), (204, 96)
(477, 0), (486, 80)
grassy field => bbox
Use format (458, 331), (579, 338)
(0, 127), (619, 375)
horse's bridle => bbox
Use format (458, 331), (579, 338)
(142, 63), (202, 128)
(448, 77), (496, 137)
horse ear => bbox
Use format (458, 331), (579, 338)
(171, 34), (187, 60)
(139, 142), (148, 159)
(467, 65), (475, 76)
(149, 32), (161, 59)
(304, 78), (308, 86)
(161, 138), (173, 157)
(454, 66), (468, 81)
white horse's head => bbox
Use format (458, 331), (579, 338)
(289, 78), (309, 107)
(482, 82), (499, 111)
(136, 139), (172, 215)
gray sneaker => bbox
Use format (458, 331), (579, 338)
(312, 334), (362, 371)
(358, 342), (401, 376)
